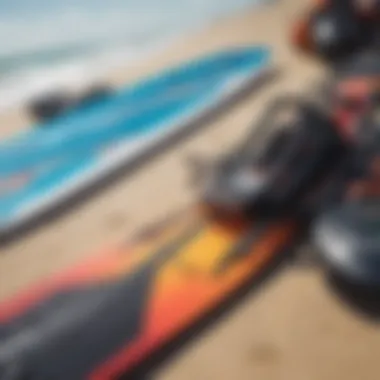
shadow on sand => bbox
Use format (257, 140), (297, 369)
(285, 235), (380, 322)
(326, 271), (380, 322)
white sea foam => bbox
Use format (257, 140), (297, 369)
(0, 38), (176, 113)
(0, 0), (272, 114)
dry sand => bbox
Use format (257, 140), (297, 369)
(1, 1), (380, 379)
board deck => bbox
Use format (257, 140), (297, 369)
(0, 46), (272, 237)
(0, 211), (300, 379)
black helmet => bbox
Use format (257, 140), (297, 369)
(310, 0), (371, 61)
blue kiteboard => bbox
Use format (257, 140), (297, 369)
(0, 46), (272, 235)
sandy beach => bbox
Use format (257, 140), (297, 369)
(1, 0), (380, 379)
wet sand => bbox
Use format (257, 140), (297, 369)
(1, 1), (380, 379)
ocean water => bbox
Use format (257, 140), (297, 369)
(0, 0), (271, 111)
